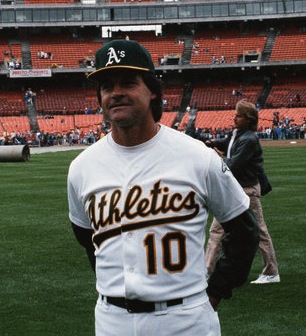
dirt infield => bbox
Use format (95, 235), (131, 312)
(260, 139), (306, 147)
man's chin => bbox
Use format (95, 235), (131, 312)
(112, 119), (135, 128)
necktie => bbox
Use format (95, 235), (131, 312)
(227, 129), (237, 158)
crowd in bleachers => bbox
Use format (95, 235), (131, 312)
(179, 109), (306, 142)
(0, 126), (108, 147)
(1, 107), (305, 148)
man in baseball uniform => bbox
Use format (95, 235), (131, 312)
(67, 40), (259, 336)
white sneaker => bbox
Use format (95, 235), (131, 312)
(250, 274), (280, 284)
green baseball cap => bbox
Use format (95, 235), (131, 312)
(87, 39), (155, 82)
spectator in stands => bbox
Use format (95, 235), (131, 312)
(272, 111), (279, 126)
(24, 88), (36, 106)
(13, 59), (21, 69)
(96, 106), (103, 114)
(0, 133), (7, 145)
(38, 51), (53, 59)
(212, 56), (219, 64)
(205, 99), (280, 285)
(237, 85), (243, 96)
(160, 55), (166, 65)
(294, 93), (301, 102)
(8, 59), (15, 69)
(300, 123), (305, 139)
(265, 127), (272, 139)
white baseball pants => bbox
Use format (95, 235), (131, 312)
(95, 290), (221, 336)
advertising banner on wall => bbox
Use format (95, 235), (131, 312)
(9, 69), (52, 78)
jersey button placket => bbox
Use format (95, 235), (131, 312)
(127, 232), (133, 238)
(123, 229), (138, 298)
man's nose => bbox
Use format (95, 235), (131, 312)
(111, 84), (124, 97)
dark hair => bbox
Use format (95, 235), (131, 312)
(141, 72), (163, 122)
(236, 99), (258, 131)
(96, 71), (163, 123)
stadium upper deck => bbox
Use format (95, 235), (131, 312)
(1, 0), (306, 28)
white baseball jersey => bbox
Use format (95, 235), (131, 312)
(68, 124), (249, 301)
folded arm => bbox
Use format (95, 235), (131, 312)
(72, 222), (96, 273)
(206, 208), (260, 309)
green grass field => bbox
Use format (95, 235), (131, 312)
(1, 146), (305, 336)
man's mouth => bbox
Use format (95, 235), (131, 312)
(109, 103), (129, 109)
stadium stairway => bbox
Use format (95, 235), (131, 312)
(261, 29), (277, 62)
(27, 103), (40, 133)
(21, 40), (32, 69)
(180, 35), (195, 65)
(257, 83), (272, 108)
(179, 83), (193, 117)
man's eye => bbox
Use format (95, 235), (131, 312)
(101, 85), (112, 91)
(123, 82), (135, 88)
(122, 79), (138, 87)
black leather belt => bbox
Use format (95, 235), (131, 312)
(102, 296), (183, 313)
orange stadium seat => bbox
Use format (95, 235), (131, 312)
(190, 82), (262, 110)
(113, 31), (184, 67)
(190, 28), (266, 65)
(74, 114), (103, 132)
(265, 78), (306, 108)
(162, 85), (184, 111)
(37, 115), (75, 134)
(0, 116), (30, 134)
(179, 107), (306, 132)
(258, 108), (306, 128)
(160, 112), (178, 127)
(34, 87), (99, 115)
(194, 110), (234, 130)
(270, 27), (306, 62)
(30, 33), (102, 69)
(0, 91), (26, 116)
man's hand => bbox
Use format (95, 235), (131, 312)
(209, 295), (220, 311)
(214, 147), (224, 158)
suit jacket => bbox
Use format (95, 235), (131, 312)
(213, 129), (264, 187)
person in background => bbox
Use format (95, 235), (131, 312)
(205, 99), (280, 284)
(67, 40), (259, 336)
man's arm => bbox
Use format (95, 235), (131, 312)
(206, 208), (259, 310)
(71, 222), (96, 273)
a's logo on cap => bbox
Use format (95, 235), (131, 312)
(105, 47), (126, 67)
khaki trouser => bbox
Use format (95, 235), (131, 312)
(205, 183), (279, 276)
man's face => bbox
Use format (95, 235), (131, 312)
(233, 111), (248, 130)
(99, 70), (156, 128)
